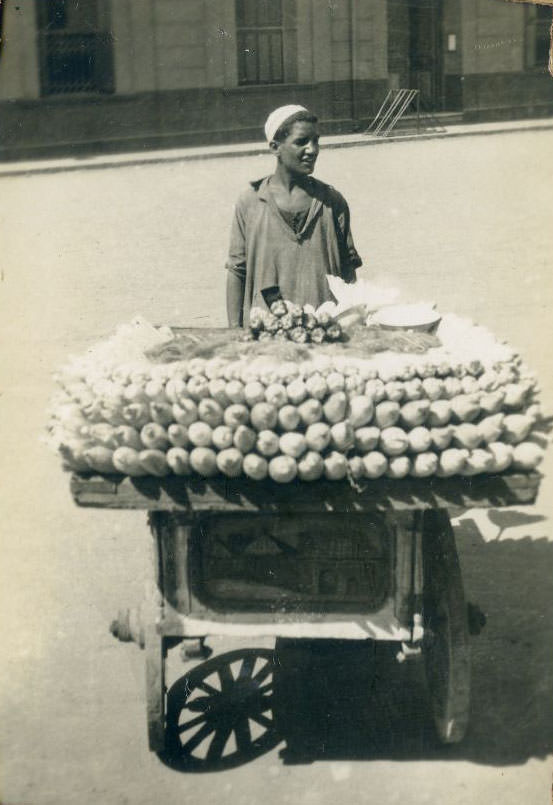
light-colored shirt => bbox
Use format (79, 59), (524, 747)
(226, 176), (362, 324)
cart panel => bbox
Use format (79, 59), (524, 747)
(189, 512), (391, 614)
(148, 509), (421, 634)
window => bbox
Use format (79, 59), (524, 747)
(36, 0), (114, 95)
(236, 0), (287, 85)
(525, 4), (552, 69)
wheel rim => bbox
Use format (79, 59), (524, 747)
(425, 596), (453, 733)
(422, 510), (471, 744)
(423, 581), (471, 744)
(165, 649), (280, 770)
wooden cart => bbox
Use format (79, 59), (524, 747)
(71, 470), (540, 760)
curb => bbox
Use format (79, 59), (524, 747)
(1, 118), (552, 178)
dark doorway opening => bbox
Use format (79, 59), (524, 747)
(388, 0), (444, 111)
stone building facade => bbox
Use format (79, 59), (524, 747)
(0, 0), (551, 159)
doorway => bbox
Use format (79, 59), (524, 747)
(388, 0), (444, 111)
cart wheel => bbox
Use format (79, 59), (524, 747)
(144, 583), (167, 754)
(422, 509), (471, 744)
(164, 649), (279, 770)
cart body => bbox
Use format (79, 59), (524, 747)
(72, 471), (540, 754)
(72, 471), (539, 644)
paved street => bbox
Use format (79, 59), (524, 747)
(1, 129), (553, 804)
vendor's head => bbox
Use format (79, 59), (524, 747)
(265, 104), (319, 176)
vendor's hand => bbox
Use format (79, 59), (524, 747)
(342, 268), (357, 284)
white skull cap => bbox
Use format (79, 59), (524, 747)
(264, 104), (308, 143)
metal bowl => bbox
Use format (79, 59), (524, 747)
(372, 306), (442, 334)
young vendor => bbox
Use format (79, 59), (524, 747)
(225, 104), (362, 327)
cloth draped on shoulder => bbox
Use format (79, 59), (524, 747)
(225, 176), (362, 325)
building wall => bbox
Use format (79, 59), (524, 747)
(387, 0), (410, 90)
(110, 0), (157, 94)
(462, 0), (525, 74)
(153, 0), (208, 90)
(357, 0), (388, 81)
(442, 0), (464, 109)
(443, 0), (463, 76)
(111, 0), (217, 93)
(0, 3), (40, 100)
(460, 0), (551, 119)
(330, 0), (354, 119)
(296, 0), (316, 83)
(0, 0), (551, 160)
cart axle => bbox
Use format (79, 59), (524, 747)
(110, 608), (145, 648)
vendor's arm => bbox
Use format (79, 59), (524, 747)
(226, 272), (245, 328)
(225, 196), (248, 327)
(333, 191), (362, 283)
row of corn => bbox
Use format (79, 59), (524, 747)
(48, 348), (545, 482)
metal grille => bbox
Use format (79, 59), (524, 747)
(236, 0), (284, 85)
(41, 32), (98, 94)
(36, 0), (112, 95)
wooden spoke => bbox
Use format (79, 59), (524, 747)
(197, 680), (219, 696)
(218, 664), (234, 691)
(178, 713), (208, 734)
(253, 661), (273, 684)
(186, 695), (212, 712)
(181, 722), (216, 754)
(250, 712), (273, 729)
(238, 654), (257, 680)
(206, 726), (232, 762)
(234, 718), (252, 752)
(257, 681), (273, 695)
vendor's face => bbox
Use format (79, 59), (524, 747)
(275, 121), (320, 176)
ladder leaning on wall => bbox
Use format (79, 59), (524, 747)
(365, 89), (447, 137)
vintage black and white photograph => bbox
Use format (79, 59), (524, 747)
(1, 0), (552, 803)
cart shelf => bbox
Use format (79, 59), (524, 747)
(71, 470), (541, 515)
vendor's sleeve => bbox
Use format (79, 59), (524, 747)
(225, 198), (247, 279)
(334, 196), (362, 282)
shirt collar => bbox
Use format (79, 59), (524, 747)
(254, 175), (323, 202)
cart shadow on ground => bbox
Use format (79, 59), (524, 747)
(159, 512), (553, 773)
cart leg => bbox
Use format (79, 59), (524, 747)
(144, 580), (166, 753)
(145, 513), (167, 754)
(422, 509), (471, 744)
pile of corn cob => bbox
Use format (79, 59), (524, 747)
(46, 314), (546, 483)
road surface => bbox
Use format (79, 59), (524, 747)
(1, 128), (552, 804)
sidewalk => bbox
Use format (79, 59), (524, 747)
(1, 116), (552, 178)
